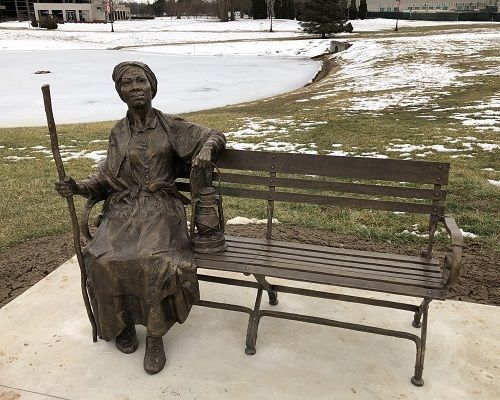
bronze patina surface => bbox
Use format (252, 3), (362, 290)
(54, 61), (225, 375)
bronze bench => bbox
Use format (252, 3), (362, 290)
(82, 149), (462, 386)
(191, 149), (463, 387)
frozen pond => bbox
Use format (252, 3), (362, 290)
(0, 50), (319, 127)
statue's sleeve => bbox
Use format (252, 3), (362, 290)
(79, 128), (121, 199)
(80, 159), (112, 199)
(168, 116), (226, 162)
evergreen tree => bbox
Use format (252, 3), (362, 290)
(299, 0), (350, 38)
(274, 0), (282, 18)
(252, 0), (267, 18)
(348, 0), (357, 19)
(274, 0), (287, 18)
(152, 0), (167, 16)
(358, 0), (367, 19)
(288, 0), (295, 19)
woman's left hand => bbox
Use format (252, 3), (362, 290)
(192, 145), (212, 169)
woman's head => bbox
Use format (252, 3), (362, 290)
(112, 62), (158, 108)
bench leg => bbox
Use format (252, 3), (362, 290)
(412, 298), (431, 328)
(245, 287), (263, 355)
(253, 274), (279, 306)
(411, 303), (429, 387)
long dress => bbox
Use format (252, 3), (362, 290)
(80, 110), (226, 340)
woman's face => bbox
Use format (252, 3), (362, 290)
(119, 67), (153, 109)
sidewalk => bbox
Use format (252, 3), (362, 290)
(1, 256), (499, 400)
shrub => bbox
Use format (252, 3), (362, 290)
(299, 0), (352, 38)
(30, 17), (38, 28)
(358, 0), (367, 19)
(39, 16), (58, 30)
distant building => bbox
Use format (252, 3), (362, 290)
(34, 0), (130, 22)
(0, 0), (31, 20)
(111, 4), (130, 21)
(0, 0), (17, 20)
(2, 0), (35, 20)
(34, 0), (104, 22)
(1, 0), (130, 21)
(366, 0), (498, 12)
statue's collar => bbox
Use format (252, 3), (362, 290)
(109, 109), (169, 178)
(126, 110), (158, 134)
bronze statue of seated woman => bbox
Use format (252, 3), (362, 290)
(55, 61), (226, 374)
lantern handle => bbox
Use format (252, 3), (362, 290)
(209, 161), (222, 197)
(216, 191), (225, 234)
(190, 198), (199, 238)
(209, 161), (225, 233)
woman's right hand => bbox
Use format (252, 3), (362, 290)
(55, 177), (78, 198)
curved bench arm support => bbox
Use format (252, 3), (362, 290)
(440, 216), (463, 288)
(81, 197), (104, 241)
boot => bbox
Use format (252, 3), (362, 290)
(143, 336), (166, 375)
(115, 325), (138, 354)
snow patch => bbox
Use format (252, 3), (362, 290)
(460, 229), (478, 239)
(61, 150), (107, 162)
(227, 217), (280, 225)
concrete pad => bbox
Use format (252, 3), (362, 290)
(0, 386), (59, 400)
(1, 256), (499, 400)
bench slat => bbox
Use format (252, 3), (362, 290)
(176, 180), (445, 214)
(214, 173), (447, 200)
(219, 187), (444, 214)
(217, 150), (450, 185)
(226, 236), (439, 265)
(197, 251), (444, 286)
(226, 243), (443, 277)
(195, 259), (446, 299)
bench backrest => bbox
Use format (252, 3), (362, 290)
(179, 149), (450, 254)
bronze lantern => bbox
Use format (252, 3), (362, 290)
(190, 186), (227, 254)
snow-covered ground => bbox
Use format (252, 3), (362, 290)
(295, 30), (500, 134)
(1, 17), (497, 51)
(0, 18), (303, 51)
(0, 17), (499, 129)
(0, 50), (319, 127)
(131, 39), (331, 57)
(0, 18), (333, 127)
(0, 18), (313, 127)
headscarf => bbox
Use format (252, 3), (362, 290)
(112, 61), (158, 101)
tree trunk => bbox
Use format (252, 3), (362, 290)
(230, 1), (235, 20)
(220, 0), (229, 21)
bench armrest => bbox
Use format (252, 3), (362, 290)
(81, 197), (104, 241)
(439, 216), (463, 287)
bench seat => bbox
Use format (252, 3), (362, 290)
(195, 235), (447, 300)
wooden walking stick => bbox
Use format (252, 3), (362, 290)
(41, 84), (98, 343)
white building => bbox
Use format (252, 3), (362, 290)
(33, 0), (130, 23)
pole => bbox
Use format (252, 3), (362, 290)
(269, 0), (274, 32)
(110, 0), (114, 32)
(394, 0), (400, 31)
(41, 84), (98, 343)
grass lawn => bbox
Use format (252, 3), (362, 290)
(1, 24), (499, 254)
